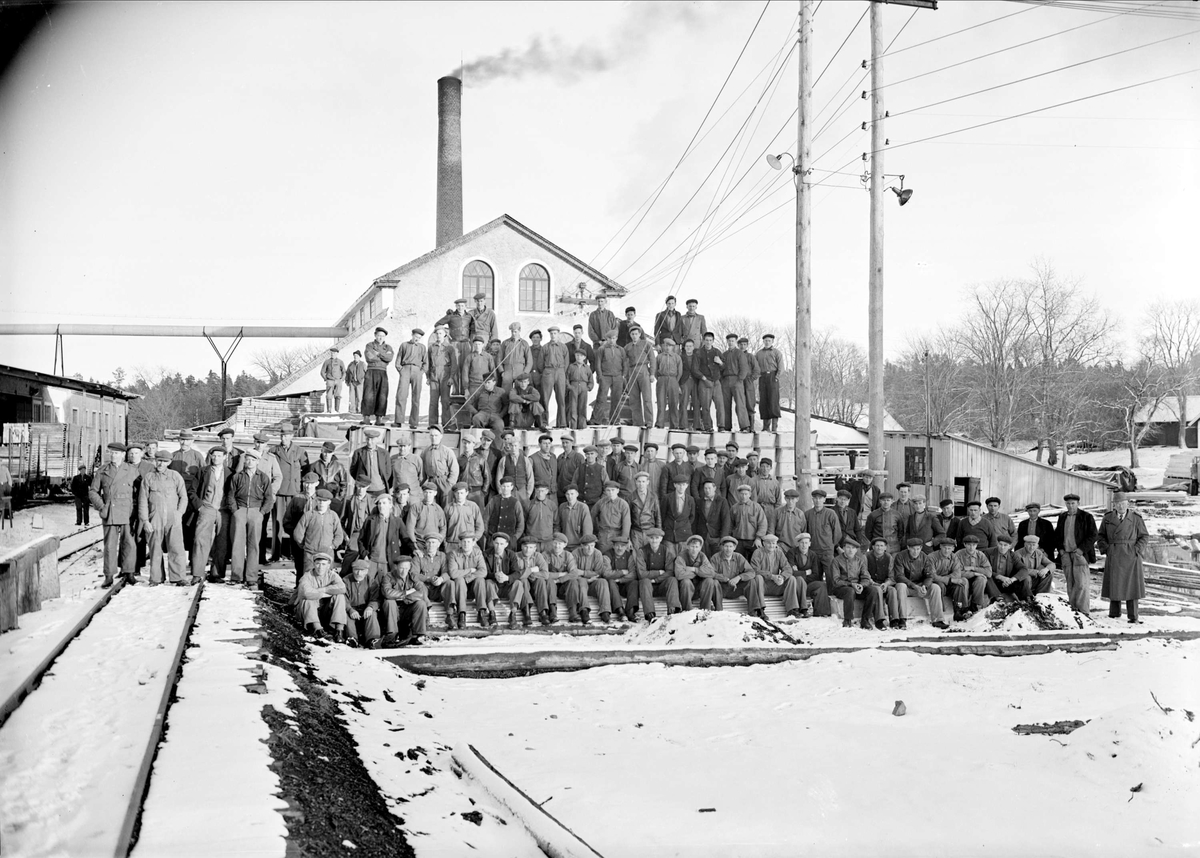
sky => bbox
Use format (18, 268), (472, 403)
(0, 0), (1197, 385)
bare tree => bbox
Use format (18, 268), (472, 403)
(887, 332), (972, 434)
(250, 343), (326, 387)
(1142, 300), (1200, 448)
(1022, 260), (1117, 465)
(952, 281), (1036, 449)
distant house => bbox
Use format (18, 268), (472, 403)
(1134, 395), (1200, 449)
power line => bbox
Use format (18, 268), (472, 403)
(1005, 0), (1200, 21)
(922, 139), (1200, 151)
(870, 2), (1184, 94)
(814, 6), (868, 89)
(875, 67), (1200, 153)
(880, 3), (1043, 58)
(888, 28), (1200, 120)
(592, 0), (774, 274)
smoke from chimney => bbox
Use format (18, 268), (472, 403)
(458, 3), (711, 86)
(436, 75), (463, 249)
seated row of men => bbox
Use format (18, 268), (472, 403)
(291, 481), (1064, 646)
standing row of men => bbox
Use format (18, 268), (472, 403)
(314, 294), (785, 435)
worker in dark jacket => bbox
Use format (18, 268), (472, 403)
(346, 350), (366, 414)
(225, 448), (275, 586)
(341, 558), (383, 648)
(835, 469), (881, 526)
(833, 490), (864, 549)
(379, 555), (428, 645)
(653, 296), (683, 346)
(1015, 503), (1058, 562)
(718, 334), (750, 432)
(361, 326), (394, 425)
(349, 428), (394, 494)
(805, 489), (843, 589)
(1054, 493), (1098, 614)
(269, 423), (306, 563)
(693, 332), (723, 432)
(593, 328), (627, 424)
(623, 326), (656, 428)
(587, 294), (619, 348)
(71, 465), (92, 526)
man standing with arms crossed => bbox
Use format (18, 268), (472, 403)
(394, 327), (427, 429)
(346, 349), (366, 414)
(587, 293), (618, 349)
(361, 327), (394, 426)
(270, 423), (305, 564)
(1055, 492), (1098, 615)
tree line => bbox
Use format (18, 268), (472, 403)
(715, 260), (1200, 468)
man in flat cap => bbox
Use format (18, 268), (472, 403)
(379, 554), (429, 645)
(70, 464), (92, 527)
(488, 532), (532, 628)
(951, 533), (994, 617)
(955, 500), (996, 551)
(307, 440), (348, 505)
(190, 446), (228, 583)
(460, 335), (495, 397)
(654, 336), (683, 430)
(556, 433), (584, 505)
(226, 447), (275, 587)
(1055, 492), (1098, 614)
(624, 324), (656, 428)
(339, 477), (374, 575)
(603, 535), (642, 622)
(468, 291), (498, 351)
(805, 489), (843, 589)
(693, 331), (723, 433)
(983, 496), (1016, 545)
(1014, 534), (1056, 598)
(499, 322), (532, 392)
(436, 297), (473, 376)
(361, 326), (394, 426)
(394, 327), (427, 428)
(293, 552), (348, 641)
(1016, 502), (1057, 563)
(755, 333), (782, 432)
(587, 293), (618, 349)
(350, 427), (394, 495)
(694, 476), (733, 557)
(718, 334), (751, 432)
(446, 532), (490, 629)
(539, 326), (570, 428)
(737, 336), (759, 432)
(340, 558), (383, 648)
(678, 298), (707, 350)
(830, 538), (879, 629)
(422, 328), (457, 425)
(269, 423), (305, 564)
(593, 327), (627, 424)
(592, 480), (632, 552)
(615, 306), (639, 348)
(320, 346), (346, 414)
(835, 467), (881, 530)
(506, 374), (545, 430)
(893, 537), (948, 629)
(346, 349), (366, 414)
(673, 534), (712, 612)
(490, 455), (531, 535)
(293, 488), (347, 580)
(421, 425), (459, 505)
(637, 528), (680, 620)
(985, 534), (1029, 601)
(653, 295), (682, 347)
(566, 348), (593, 430)
(138, 450), (189, 585)
(528, 329), (544, 400)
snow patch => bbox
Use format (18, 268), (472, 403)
(623, 609), (800, 647)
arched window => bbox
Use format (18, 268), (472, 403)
(463, 260), (495, 307)
(518, 263), (550, 313)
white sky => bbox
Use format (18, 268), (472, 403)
(1, 0), (1197, 383)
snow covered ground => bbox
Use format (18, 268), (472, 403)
(134, 584), (299, 858)
(0, 583), (199, 858)
(0, 502), (85, 551)
(315, 635), (1200, 857)
(1026, 445), (1178, 492)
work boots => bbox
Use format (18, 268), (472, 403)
(579, 607), (591, 625)
(508, 610), (519, 630)
(487, 610), (497, 629)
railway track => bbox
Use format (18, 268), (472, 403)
(0, 564), (205, 857)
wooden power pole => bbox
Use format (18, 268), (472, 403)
(867, 0), (936, 481)
(795, 0), (813, 503)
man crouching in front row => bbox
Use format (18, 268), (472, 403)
(294, 551), (348, 640)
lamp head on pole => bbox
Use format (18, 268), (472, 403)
(766, 153), (783, 170)
(886, 174), (913, 206)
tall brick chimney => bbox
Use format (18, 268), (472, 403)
(436, 76), (463, 248)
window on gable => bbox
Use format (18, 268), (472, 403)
(518, 263), (550, 313)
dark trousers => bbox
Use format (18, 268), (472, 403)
(680, 377), (697, 429)
(541, 368), (567, 428)
(75, 497), (90, 525)
(829, 583), (879, 627)
(656, 377), (680, 428)
(428, 378), (454, 428)
(361, 368), (389, 420)
(103, 523), (135, 583)
(720, 376), (749, 431)
(567, 383), (590, 430)
(1109, 599), (1139, 621)
(395, 366), (424, 426)
(803, 576), (831, 616)
(695, 379), (716, 432)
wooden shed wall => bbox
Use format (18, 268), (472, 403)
(884, 432), (1111, 511)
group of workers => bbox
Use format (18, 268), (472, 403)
(85, 417), (1148, 648)
(317, 294), (784, 436)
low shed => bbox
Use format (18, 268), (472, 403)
(884, 431), (1112, 513)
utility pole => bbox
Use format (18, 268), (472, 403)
(867, 0), (886, 481)
(795, 0), (813, 504)
(923, 348), (933, 496)
(867, 0), (936, 485)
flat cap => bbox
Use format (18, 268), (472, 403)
(499, 474), (515, 484)
(583, 445), (598, 454)
(412, 327), (425, 336)
(784, 489), (801, 498)
(421, 480), (438, 491)
(736, 483), (752, 493)
(579, 534), (598, 544)
(363, 428), (381, 438)
(179, 430), (195, 440)
(428, 424), (443, 433)
(452, 481), (468, 491)
(720, 535), (738, 546)
(870, 536), (888, 546)
(492, 532), (511, 543)
(996, 534), (1012, 544)
(551, 532), (568, 544)
(1063, 493), (1080, 502)
(841, 537), (860, 548)
(315, 489), (333, 500)
(879, 492), (894, 501)
(243, 448), (261, 460)
(611, 536), (630, 545)
(374, 326), (388, 335)
(671, 443), (687, 451)
(644, 527), (664, 538)
(1023, 534), (1041, 543)
(985, 496), (1002, 505)
(322, 441), (337, 452)
(812, 488), (828, 497)
(762, 533), (779, 543)
(473, 292), (487, 300)
(217, 428), (234, 438)
(107, 442), (127, 451)
(547, 325), (560, 333)
(962, 534), (980, 544)
(687, 534), (705, 544)
(685, 445), (700, 454)
(940, 498), (955, 508)
(312, 551), (332, 563)
(623, 444), (638, 452)
(603, 480), (621, 489)
(560, 432), (576, 443)
(836, 489), (851, 499)
(509, 321), (522, 330)
(1025, 502), (1041, 511)
(966, 499), (982, 508)
(643, 441), (659, 450)
(280, 423), (295, 435)
(762, 333), (775, 340)
(906, 537), (924, 547)
(395, 554), (413, 566)
(515, 373), (530, 382)
(534, 482), (550, 491)
(351, 558), (370, 571)
(726, 442), (739, 449)
(154, 450), (172, 462)
(253, 431), (270, 442)
(673, 474), (690, 484)
(455, 297), (468, 304)
(538, 433), (554, 443)
(353, 350), (362, 356)
(126, 441), (145, 450)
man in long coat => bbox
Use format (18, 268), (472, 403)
(1097, 492), (1148, 623)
